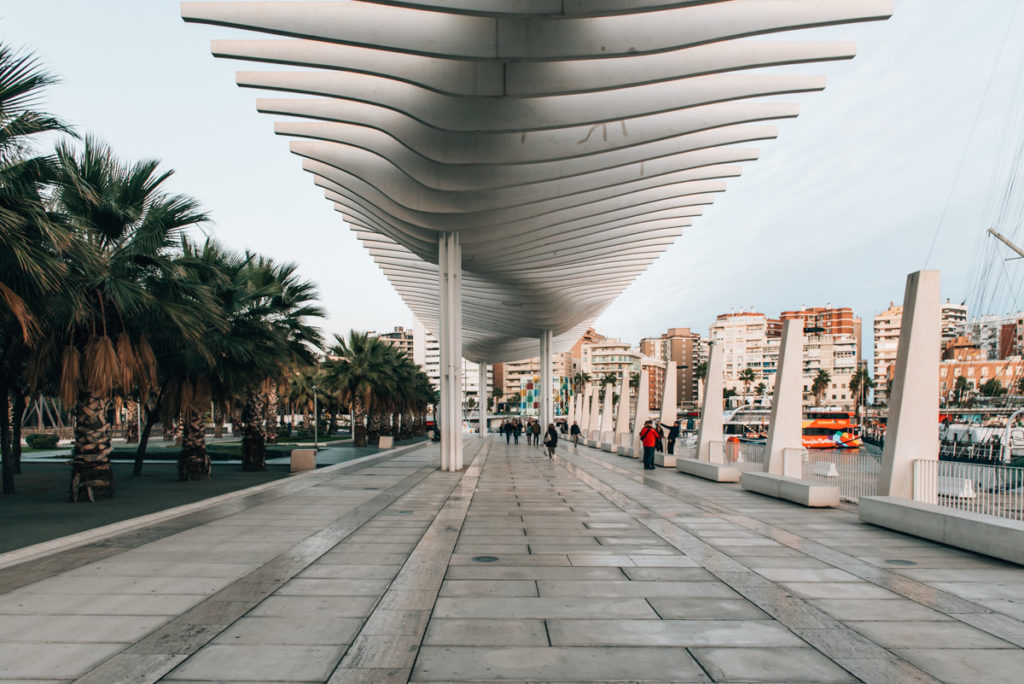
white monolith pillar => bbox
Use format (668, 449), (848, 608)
(587, 384), (602, 441)
(539, 330), (553, 430)
(438, 232), (463, 471)
(765, 319), (804, 476)
(568, 390), (577, 426)
(599, 382), (615, 444)
(478, 363), (488, 438)
(614, 372), (630, 447)
(660, 361), (678, 425)
(632, 369), (651, 458)
(697, 342), (724, 462)
(878, 270), (941, 499)
(579, 386), (592, 435)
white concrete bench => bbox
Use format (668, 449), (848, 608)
(937, 476), (975, 499)
(741, 471), (840, 507)
(378, 435), (394, 449)
(676, 458), (740, 483)
(290, 448), (316, 472)
(654, 452), (675, 468)
(812, 461), (839, 478)
(859, 496), (1024, 566)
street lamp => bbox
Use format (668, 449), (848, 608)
(312, 384), (319, 451)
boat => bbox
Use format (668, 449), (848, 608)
(802, 408), (861, 449)
(723, 405), (770, 444)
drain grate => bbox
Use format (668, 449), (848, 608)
(472, 556), (499, 563)
(885, 559), (917, 566)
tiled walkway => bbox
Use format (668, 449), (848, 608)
(1, 437), (1023, 683)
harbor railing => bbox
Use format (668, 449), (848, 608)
(800, 449), (881, 502)
(912, 459), (1024, 521)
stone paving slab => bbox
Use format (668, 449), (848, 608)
(2, 437), (1024, 682)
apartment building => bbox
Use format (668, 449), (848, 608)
(874, 300), (969, 404)
(639, 327), (709, 410)
(709, 311), (771, 393)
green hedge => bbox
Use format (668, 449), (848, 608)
(25, 433), (60, 449)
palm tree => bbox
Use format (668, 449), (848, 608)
(491, 385), (503, 413)
(754, 381), (767, 396)
(34, 137), (209, 500)
(811, 368), (832, 406)
(0, 43), (74, 494)
(322, 331), (390, 447)
(738, 368), (756, 396)
(849, 366), (875, 417)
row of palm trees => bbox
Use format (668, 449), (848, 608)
(0, 44), (434, 499)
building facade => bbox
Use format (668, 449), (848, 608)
(639, 327), (709, 410)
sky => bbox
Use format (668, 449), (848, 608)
(5, 1), (1024, 365)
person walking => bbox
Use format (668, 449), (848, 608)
(544, 423), (559, 458)
(502, 420), (512, 445)
(570, 421), (581, 448)
(531, 420), (541, 446)
(513, 419), (522, 445)
(639, 419), (658, 470)
(666, 420), (680, 455)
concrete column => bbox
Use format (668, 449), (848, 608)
(568, 389), (577, 425)
(478, 362), (488, 438)
(697, 342), (724, 462)
(539, 330), (553, 430)
(579, 386), (592, 435)
(438, 232), (463, 471)
(765, 319), (804, 476)
(878, 270), (941, 499)
(587, 383), (602, 440)
(660, 361), (678, 425)
(599, 381), (615, 443)
(614, 371), (630, 446)
(632, 368), (651, 457)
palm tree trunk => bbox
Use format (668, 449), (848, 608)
(12, 391), (25, 474)
(178, 407), (211, 481)
(71, 389), (114, 502)
(367, 411), (382, 445)
(213, 404), (224, 439)
(124, 399), (140, 443)
(133, 401), (159, 476)
(242, 388), (267, 471)
(351, 400), (367, 446)
(264, 386), (279, 444)
(0, 382), (14, 494)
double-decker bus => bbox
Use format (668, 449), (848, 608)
(802, 408), (861, 449)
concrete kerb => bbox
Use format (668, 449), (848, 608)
(0, 439), (428, 571)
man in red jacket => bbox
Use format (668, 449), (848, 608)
(639, 419), (657, 470)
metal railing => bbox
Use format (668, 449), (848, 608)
(913, 459), (1024, 521)
(800, 449), (881, 502)
(938, 441), (1004, 463)
(714, 440), (768, 473)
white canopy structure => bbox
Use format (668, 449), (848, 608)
(182, 0), (891, 469)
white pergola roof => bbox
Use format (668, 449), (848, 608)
(183, 0), (891, 363)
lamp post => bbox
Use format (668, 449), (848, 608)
(312, 384), (319, 451)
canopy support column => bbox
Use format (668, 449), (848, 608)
(478, 363), (488, 438)
(439, 232), (463, 471)
(540, 330), (553, 431)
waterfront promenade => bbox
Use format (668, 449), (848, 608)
(1, 438), (1022, 683)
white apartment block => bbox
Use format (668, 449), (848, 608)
(874, 300), (969, 404)
(709, 311), (769, 394)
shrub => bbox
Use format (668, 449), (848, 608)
(276, 427), (293, 440)
(26, 433), (60, 449)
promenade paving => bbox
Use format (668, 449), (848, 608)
(0, 437), (1022, 682)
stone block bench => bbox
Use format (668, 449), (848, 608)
(741, 471), (839, 507)
(859, 496), (1024, 566)
(676, 458), (740, 483)
(290, 448), (316, 472)
(654, 452), (676, 468)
